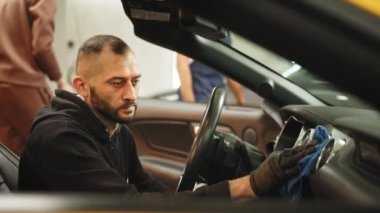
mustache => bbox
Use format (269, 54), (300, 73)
(119, 101), (137, 109)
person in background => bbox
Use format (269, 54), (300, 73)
(18, 35), (316, 200)
(0, 0), (71, 155)
(177, 53), (246, 105)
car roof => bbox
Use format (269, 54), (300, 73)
(121, 0), (380, 109)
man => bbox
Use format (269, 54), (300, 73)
(177, 53), (246, 105)
(18, 35), (315, 199)
(0, 0), (70, 155)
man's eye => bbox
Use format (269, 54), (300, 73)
(132, 79), (140, 87)
(111, 81), (124, 87)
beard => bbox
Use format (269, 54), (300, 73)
(89, 87), (137, 124)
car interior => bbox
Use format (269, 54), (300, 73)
(120, 0), (380, 204)
(0, 144), (19, 192)
(0, 0), (379, 212)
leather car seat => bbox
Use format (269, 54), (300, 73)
(0, 143), (19, 192)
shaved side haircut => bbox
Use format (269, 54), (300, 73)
(76, 35), (132, 78)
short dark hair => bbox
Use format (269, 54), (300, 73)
(78, 35), (130, 55)
(76, 35), (132, 74)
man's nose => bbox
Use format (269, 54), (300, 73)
(122, 81), (137, 101)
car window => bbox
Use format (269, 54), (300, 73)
(152, 50), (263, 107)
(150, 31), (374, 109)
(228, 32), (375, 109)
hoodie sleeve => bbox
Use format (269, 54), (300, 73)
(28, 0), (61, 81)
(124, 128), (172, 193)
(28, 128), (230, 198)
(124, 127), (230, 198)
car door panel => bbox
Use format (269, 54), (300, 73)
(129, 98), (281, 188)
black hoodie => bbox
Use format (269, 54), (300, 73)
(18, 90), (169, 193)
(17, 90), (229, 198)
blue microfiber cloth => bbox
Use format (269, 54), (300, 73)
(278, 125), (330, 200)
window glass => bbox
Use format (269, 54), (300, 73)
(229, 33), (374, 109)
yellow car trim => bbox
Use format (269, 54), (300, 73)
(346, 0), (380, 17)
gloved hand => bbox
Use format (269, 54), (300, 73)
(249, 143), (316, 196)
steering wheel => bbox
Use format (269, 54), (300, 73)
(176, 87), (226, 192)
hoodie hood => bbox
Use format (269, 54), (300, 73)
(31, 89), (109, 142)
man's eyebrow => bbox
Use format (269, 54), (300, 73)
(106, 74), (142, 82)
(106, 77), (126, 82)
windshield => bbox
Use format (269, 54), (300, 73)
(228, 32), (374, 109)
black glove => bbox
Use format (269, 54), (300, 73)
(249, 144), (315, 196)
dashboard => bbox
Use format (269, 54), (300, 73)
(274, 115), (348, 173)
(274, 105), (380, 205)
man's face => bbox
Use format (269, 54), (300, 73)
(89, 86), (137, 124)
(87, 49), (141, 124)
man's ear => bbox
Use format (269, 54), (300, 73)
(73, 76), (89, 97)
